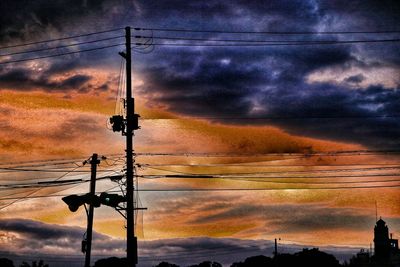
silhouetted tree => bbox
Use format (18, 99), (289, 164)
(20, 260), (49, 267)
(231, 255), (273, 267)
(94, 257), (127, 267)
(0, 258), (15, 267)
(231, 249), (341, 267)
(154, 261), (180, 267)
(188, 261), (222, 267)
(275, 253), (297, 266)
(295, 248), (340, 267)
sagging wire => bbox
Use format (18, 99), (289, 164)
(132, 30), (155, 54)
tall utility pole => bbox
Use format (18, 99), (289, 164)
(124, 26), (137, 267)
(85, 153), (99, 267)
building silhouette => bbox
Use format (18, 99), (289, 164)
(374, 217), (391, 259)
(373, 217), (400, 266)
(350, 217), (400, 266)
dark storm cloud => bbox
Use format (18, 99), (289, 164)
(0, 0), (122, 42)
(137, 40), (400, 148)
(0, 218), (84, 240)
(131, 0), (399, 149)
(318, 0), (400, 28)
(0, 218), (124, 252)
(138, 44), (354, 117)
(344, 74), (365, 84)
(188, 203), (375, 233)
(260, 83), (400, 148)
(134, 0), (321, 31)
(0, 67), (92, 92)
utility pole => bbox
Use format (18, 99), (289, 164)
(112, 26), (140, 266)
(274, 238), (278, 257)
(85, 153), (99, 267)
(123, 26), (137, 267)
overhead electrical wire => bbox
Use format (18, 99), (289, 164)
(138, 163), (400, 167)
(141, 165), (400, 175)
(0, 154), (123, 167)
(2, 26), (398, 52)
(0, 183), (120, 205)
(140, 114), (400, 120)
(1, 184), (400, 202)
(0, 157), (88, 167)
(136, 35), (400, 46)
(148, 39), (400, 47)
(0, 175), (120, 190)
(138, 174), (400, 180)
(0, 165), (83, 210)
(127, 185), (400, 191)
(224, 178), (400, 185)
(0, 43), (124, 65)
(134, 150), (400, 157)
(0, 27), (124, 50)
(0, 35), (124, 57)
(1, 26), (399, 66)
(15, 164), (395, 175)
(135, 35), (400, 43)
(0, 167), (123, 173)
(0, 175), (122, 210)
(134, 27), (400, 35)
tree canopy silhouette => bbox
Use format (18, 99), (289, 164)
(188, 261), (223, 267)
(0, 258), (15, 267)
(154, 261), (180, 267)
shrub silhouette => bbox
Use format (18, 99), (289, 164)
(154, 261), (180, 267)
(20, 260), (49, 267)
(231, 255), (273, 267)
(188, 261), (222, 267)
(0, 258), (15, 267)
(94, 257), (127, 267)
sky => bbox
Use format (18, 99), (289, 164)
(0, 0), (400, 266)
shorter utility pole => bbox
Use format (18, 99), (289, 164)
(85, 153), (100, 267)
(274, 238), (278, 257)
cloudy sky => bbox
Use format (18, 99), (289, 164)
(0, 0), (400, 266)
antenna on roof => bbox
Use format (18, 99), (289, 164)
(375, 200), (378, 222)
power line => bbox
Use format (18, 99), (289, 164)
(0, 184), (398, 201)
(138, 163), (400, 167)
(0, 158), (88, 167)
(135, 27), (400, 35)
(132, 185), (400, 191)
(0, 174), (121, 190)
(224, 178), (400, 185)
(0, 154), (123, 168)
(0, 27), (124, 50)
(150, 39), (400, 47)
(141, 165), (400, 175)
(140, 114), (400, 120)
(0, 43), (124, 65)
(0, 167), (122, 173)
(139, 174), (400, 180)
(0, 165), (82, 210)
(136, 35), (400, 45)
(0, 165), (123, 209)
(135, 150), (400, 157)
(0, 35), (124, 57)
(0, 177), (120, 211)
